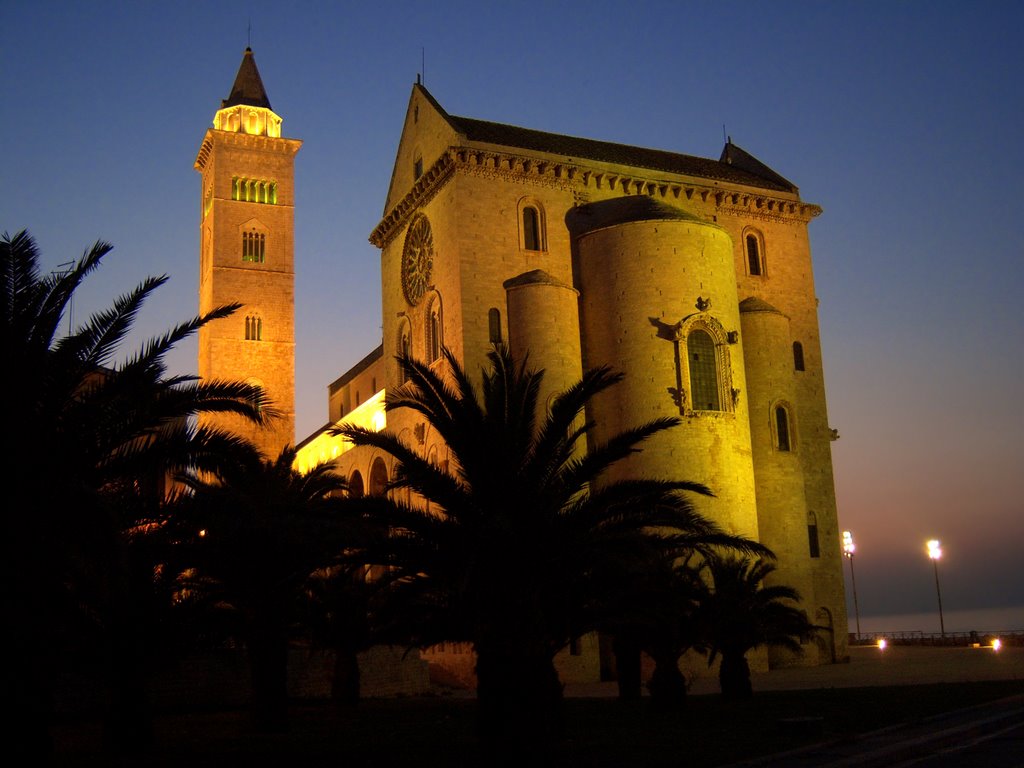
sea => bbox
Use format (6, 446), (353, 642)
(851, 605), (1024, 635)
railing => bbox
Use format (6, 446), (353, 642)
(848, 630), (1023, 647)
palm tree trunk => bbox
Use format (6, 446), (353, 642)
(612, 634), (642, 700)
(719, 652), (753, 701)
(331, 646), (361, 705)
(248, 612), (290, 731)
(648, 652), (687, 709)
(475, 644), (563, 756)
(102, 528), (154, 754)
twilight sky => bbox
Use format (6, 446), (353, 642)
(3, 1), (1022, 630)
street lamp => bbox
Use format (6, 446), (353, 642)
(926, 539), (945, 639)
(842, 531), (861, 640)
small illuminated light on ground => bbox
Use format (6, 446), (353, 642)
(198, 529), (207, 538)
(992, 638), (1002, 651)
(877, 638), (887, 650)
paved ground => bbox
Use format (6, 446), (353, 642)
(563, 644), (1024, 698)
(559, 645), (1024, 766)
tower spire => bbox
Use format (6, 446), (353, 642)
(221, 47), (272, 110)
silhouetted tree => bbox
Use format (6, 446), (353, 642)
(301, 563), (375, 706)
(1, 230), (267, 757)
(700, 554), (817, 700)
(338, 346), (727, 755)
(174, 444), (356, 731)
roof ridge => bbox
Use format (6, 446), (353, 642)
(447, 114), (794, 193)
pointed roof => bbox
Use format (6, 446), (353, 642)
(221, 47), (272, 110)
(719, 139), (796, 192)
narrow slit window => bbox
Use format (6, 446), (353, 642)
(400, 330), (411, 382)
(776, 405), (791, 451)
(428, 304), (442, 363)
(746, 234), (762, 276)
(488, 308), (502, 344)
(793, 341), (805, 371)
(807, 512), (820, 558)
(523, 206), (540, 251)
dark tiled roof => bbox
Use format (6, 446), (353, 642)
(448, 115), (795, 193)
(503, 269), (571, 290)
(222, 48), (272, 110)
(739, 296), (783, 314)
(566, 196), (704, 238)
(328, 343), (384, 394)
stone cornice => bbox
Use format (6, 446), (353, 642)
(369, 146), (820, 247)
(370, 152), (456, 248)
(195, 128), (302, 171)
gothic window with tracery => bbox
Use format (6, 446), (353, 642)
(242, 230), (265, 262)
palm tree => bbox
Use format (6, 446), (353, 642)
(301, 563), (375, 705)
(700, 554), (818, 701)
(337, 345), (734, 753)
(2, 230), (268, 756)
(173, 444), (356, 731)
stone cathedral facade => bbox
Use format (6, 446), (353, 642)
(200, 49), (848, 674)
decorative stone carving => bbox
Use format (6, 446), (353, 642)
(401, 214), (434, 306)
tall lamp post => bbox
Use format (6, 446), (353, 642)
(842, 531), (861, 640)
(926, 539), (945, 639)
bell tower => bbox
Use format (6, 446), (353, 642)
(194, 48), (302, 457)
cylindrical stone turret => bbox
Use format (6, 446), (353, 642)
(503, 269), (584, 414)
(570, 196), (758, 540)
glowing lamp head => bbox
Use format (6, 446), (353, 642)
(877, 638), (887, 650)
(926, 539), (942, 560)
(842, 530), (855, 556)
(992, 638), (1002, 651)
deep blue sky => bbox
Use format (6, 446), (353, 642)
(3, 1), (1022, 628)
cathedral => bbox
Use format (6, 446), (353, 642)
(196, 49), (848, 676)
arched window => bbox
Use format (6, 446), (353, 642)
(518, 198), (546, 251)
(348, 471), (364, 499)
(687, 329), (720, 411)
(397, 320), (412, 382)
(793, 341), (805, 371)
(426, 296), (443, 363)
(775, 405), (791, 451)
(369, 458), (388, 497)
(523, 206), (540, 251)
(807, 511), (820, 558)
(488, 307), (502, 345)
(245, 315), (263, 341)
(745, 232), (764, 276)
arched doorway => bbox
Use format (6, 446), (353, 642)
(815, 607), (836, 663)
(369, 458), (388, 497)
(348, 470), (364, 498)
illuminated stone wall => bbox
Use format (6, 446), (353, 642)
(195, 125), (301, 459)
(303, 82), (849, 672)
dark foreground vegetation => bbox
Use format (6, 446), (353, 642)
(49, 680), (1024, 767)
